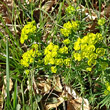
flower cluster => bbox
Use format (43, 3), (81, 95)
(66, 5), (75, 14)
(98, 18), (106, 26)
(44, 42), (59, 65)
(20, 20), (37, 44)
(66, 5), (79, 15)
(60, 21), (79, 37)
(73, 33), (105, 70)
(44, 42), (70, 73)
(21, 44), (39, 67)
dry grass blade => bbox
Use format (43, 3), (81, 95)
(52, 76), (63, 92)
(0, 75), (3, 110)
(2, 76), (13, 99)
(42, 0), (55, 12)
(102, 5), (110, 17)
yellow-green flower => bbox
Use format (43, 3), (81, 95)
(51, 66), (57, 73)
(88, 58), (96, 66)
(96, 33), (103, 41)
(98, 18), (106, 26)
(66, 5), (75, 14)
(24, 69), (29, 75)
(87, 45), (95, 52)
(89, 53), (97, 59)
(107, 86), (110, 91)
(53, 45), (59, 51)
(60, 21), (79, 37)
(44, 43), (59, 65)
(44, 42), (59, 56)
(20, 35), (28, 44)
(80, 51), (86, 59)
(71, 21), (79, 31)
(44, 42), (54, 55)
(63, 21), (72, 29)
(86, 67), (92, 71)
(74, 38), (81, 51)
(96, 48), (105, 56)
(60, 28), (71, 37)
(64, 58), (71, 66)
(49, 58), (55, 65)
(51, 51), (58, 57)
(105, 82), (109, 87)
(104, 82), (110, 95)
(29, 57), (34, 63)
(31, 44), (38, 50)
(59, 46), (68, 54)
(81, 35), (88, 44)
(63, 39), (70, 45)
(74, 42), (80, 51)
(55, 59), (63, 66)
(44, 56), (49, 65)
(21, 59), (29, 67)
(81, 44), (87, 51)
(87, 33), (96, 44)
(60, 21), (72, 37)
(20, 20), (36, 44)
(104, 90), (109, 95)
(74, 53), (82, 61)
(100, 62), (108, 70)
(21, 44), (39, 67)
(44, 54), (52, 65)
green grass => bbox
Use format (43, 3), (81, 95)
(6, 36), (10, 109)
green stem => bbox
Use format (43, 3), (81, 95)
(99, 0), (101, 18)
(6, 37), (10, 109)
(21, 82), (25, 110)
(13, 80), (17, 110)
(31, 0), (33, 20)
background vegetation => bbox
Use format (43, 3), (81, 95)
(0, 0), (110, 110)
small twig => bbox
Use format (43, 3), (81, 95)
(63, 101), (66, 110)
(0, 53), (13, 59)
(0, 23), (21, 27)
(45, 88), (54, 102)
(40, 100), (45, 110)
(59, 75), (66, 110)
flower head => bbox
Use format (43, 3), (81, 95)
(64, 58), (71, 66)
(74, 53), (82, 61)
(98, 18), (106, 26)
(66, 5), (75, 14)
(59, 46), (68, 54)
(96, 48), (105, 56)
(51, 66), (57, 73)
(20, 20), (36, 44)
(86, 67), (92, 71)
(63, 39), (70, 45)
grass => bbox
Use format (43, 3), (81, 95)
(0, 0), (110, 110)
(6, 36), (10, 109)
